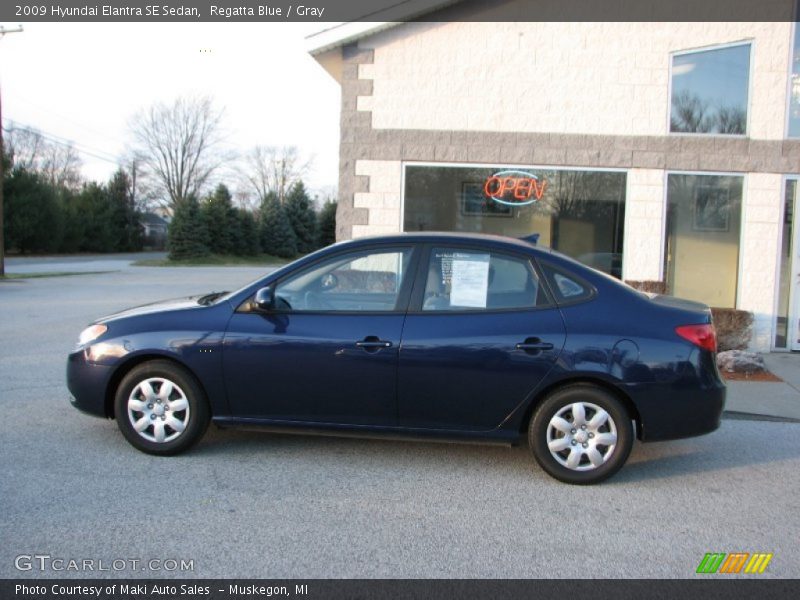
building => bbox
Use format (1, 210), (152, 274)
(140, 212), (169, 250)
(308, 2), (800, 352)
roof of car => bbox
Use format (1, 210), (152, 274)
(333, 231), (553, 253)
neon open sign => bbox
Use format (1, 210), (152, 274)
(483, 170), (547, 206)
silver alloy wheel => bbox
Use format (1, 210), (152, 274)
(546, 401), (618, 471)
(127, 377), (190, 443)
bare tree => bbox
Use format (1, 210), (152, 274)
(128, 96), (228, 208)
(670, 90), (745, 135)
(241, 145), (312, 205)
(232, 186), (259, 212)
(5, 126), (83, 190)
(670, 90), (711, 133)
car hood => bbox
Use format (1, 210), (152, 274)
(96, 295), (205, 323)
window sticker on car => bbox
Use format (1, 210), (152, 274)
(450, 253), (490, 308)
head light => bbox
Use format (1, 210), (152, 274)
(78, 324), (107, 347)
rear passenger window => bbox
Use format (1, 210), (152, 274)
(422, 248), (550, 311)
(540, 262), (595, 304)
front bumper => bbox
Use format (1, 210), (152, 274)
(66, 349), (114, 418)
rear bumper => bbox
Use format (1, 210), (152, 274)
(66, 350), (114, 418)
(631, 381), (725, 441)
(628, 349), (726, 442)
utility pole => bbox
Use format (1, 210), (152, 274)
(0, 24), (24, 277)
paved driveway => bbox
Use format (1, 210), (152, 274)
(0, 263), (798, 578)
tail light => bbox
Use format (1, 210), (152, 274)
(675, 324), (717, 352)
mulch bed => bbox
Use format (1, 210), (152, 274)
(721, 370), (783, 382)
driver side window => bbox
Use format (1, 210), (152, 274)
(274, 248), (412, 312)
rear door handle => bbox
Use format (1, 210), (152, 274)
(516, 338), (554, 353)
(355, 336), (393, 352)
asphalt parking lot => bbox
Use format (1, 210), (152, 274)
(1, 258), (798, 579)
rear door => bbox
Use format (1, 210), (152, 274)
(398, 245), (566, 431)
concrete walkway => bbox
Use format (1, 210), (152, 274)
(725, 352), (800, 421)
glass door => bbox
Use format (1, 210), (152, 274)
(776, 178), (800, 351)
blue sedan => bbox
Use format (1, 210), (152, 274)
(67, 232), (725, 484)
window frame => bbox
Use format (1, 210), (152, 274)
(667, 39), (754, 138)
(247, 244), (421, 315)
(407, 243), (555, 315)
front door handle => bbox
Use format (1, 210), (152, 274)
(516, 337), (554, 353)
(355, 336), (393, 352)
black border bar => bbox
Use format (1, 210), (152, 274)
(2, 0), (799, 23)
(2, 579), (800, 600)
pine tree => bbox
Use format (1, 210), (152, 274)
(259, 192), (297, 258)
(168, 196), (209, 260)
(284, 181), (317, 254)
(235, 208), (260, 256)
(200, 184), (237, 255)
(107, 170), (144, 252)
(317, 200), (337, 248)
(75, 182), (113, 252)
(3, 168), (63, 253)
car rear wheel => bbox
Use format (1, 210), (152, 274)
(529, 384), (633, 484)
(114, 360), (210, 455)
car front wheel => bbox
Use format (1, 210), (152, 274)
(529, 384), (633, 484)
(114, 360), (210, 455)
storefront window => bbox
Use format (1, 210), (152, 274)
(403, 165), (626, 277)
(664, 174), (743, 308)
(776, 179), (798, 348)
(670, 43), (750, 135)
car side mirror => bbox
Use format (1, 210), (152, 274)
(254, 286), (275, 311)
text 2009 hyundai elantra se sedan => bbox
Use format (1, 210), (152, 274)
(67, 232), (725, 484)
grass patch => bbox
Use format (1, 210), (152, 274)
(1, 270), (114, 280)
(133, 254), (292, 267)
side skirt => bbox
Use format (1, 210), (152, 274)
(212, 416), (521, 447)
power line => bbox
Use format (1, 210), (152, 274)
(4, 119), (119, 162)
(2, 120), (120, 164)
(7, 91), (128, 145)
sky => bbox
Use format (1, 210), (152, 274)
(0, 22), (342, 196)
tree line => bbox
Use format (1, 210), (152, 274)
(2, 149), (142, 254)
(169, 182), (336, 260)
(2, 94), (337, 259)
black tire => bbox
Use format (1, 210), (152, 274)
(528, 384), (633, 484)
(114, 360), (210, 456)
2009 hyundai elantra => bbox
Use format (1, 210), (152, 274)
(67, 232), (725, 484)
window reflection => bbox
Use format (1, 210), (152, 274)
(670, 43), (750, 135)
(776, 180), (798, 348)
(404, 166), (626, 277)
(789, 22), (800, 137)
(664, 174), (743, 308)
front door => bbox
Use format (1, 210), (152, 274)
(223, 247), (415, 425)
(398, 246), (566, 431)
